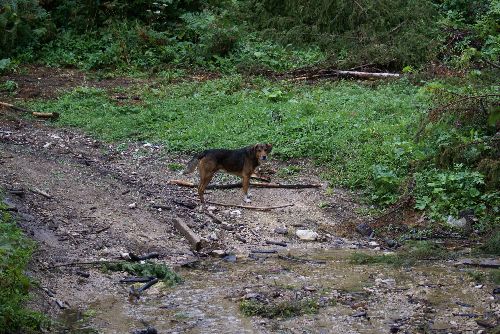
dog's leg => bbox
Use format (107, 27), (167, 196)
(198, 165), (215, 206)
(242, 174), (251, 203)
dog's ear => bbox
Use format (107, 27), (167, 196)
(266, 143), (273, 152)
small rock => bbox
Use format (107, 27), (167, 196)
(207, 205), (217, 212)
(475, 284), (484, 289)
(274, 227), (288, 235)
(356, 223), (373, 237)
(375, 278), (396, 288)
(223, 254), (236, 263)
(120, 252), (131, 260)
(128, 202), (137, 209)
(446, 215), (467, 228)
(230, 210), (242, 217)
(493, 287), (500, 294)
(386, 239), (398, 248)
(368, 241), (379, 247)
(303, 286), (317, 292)
(208, 232), (218, 241)
(296, 229), (318, 241)
(211, 249), (226, 257)
(143, 142), (153, 148)
(243, 293), (260, 300)
(390, 324), (400, 333)
(43, 142), (52, 148)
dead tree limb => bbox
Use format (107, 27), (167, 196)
(0, 102), (59, 119)
(173, 218), (202, 251)
(206, 201), (294, 211)
(168, 179), (321, 190)
(29, 187), (52, 199)
(32, 111), (60, 119)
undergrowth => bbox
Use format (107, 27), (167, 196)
(103, 261), (182, 286)
(28, 77), (428, 191)
(240, 298), (319, 318)
(349, 240), (450, 266)
(0, 197), (47, 333)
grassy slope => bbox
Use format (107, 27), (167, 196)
(29, 76), (429, 188)
(0, 200), (46, 333)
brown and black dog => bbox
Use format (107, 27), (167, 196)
(183, 144), (273, 204)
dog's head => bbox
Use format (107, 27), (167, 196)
(253, 143), (273, 161)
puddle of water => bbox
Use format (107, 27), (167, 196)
(58, 248), (497, 333)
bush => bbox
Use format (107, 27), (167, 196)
(238, 0), (442, 69)
(414, 165), (499, 227)
(0, 202), (47, 333)
(0, 0), (54, 59)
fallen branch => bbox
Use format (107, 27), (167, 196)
(129, 252), (160, 262)
(32, 111), (59, 119)
(288, 69), (400, 82)
(250, 249), (278, 254)
(0, 101), (31, 113)
(120, 276), (156, 284)
(29, 187), (52, 199)
(168, 179), (321, 190)
(0, 102), (59, 119)
(206, 201), (294, 211)
(265, 240), (287, 247)
(173, 218), (202, 251)
(129, 278), (159, 297)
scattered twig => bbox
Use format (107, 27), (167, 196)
(0, 101), (59, 119)
(29, 187), (52, 199)
(172, 199), (197, 209)
(173, 218), (202, 251)
(129, 252), (160, 262)
(120, 276), (156, 284)
(204, 211), (222, 224)
(251, 249), (278, 254)
(168, 179), (321, 190)
(130, 278), (159, 298)
(32, 111), (60, 119)
(265, 240), (287, 247)
(87, 225), (111, 235)
(206, 201), (294, 211)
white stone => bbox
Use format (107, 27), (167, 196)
(296, 229), (318, 241)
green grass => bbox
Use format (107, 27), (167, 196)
(28, 76), (429, 188)
(103, 261), (182, 286)
(240, 298), (319, 318)
(0, 199), (48, 333)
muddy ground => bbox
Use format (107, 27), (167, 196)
(1, 68), (499, 333)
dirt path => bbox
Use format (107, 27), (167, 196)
(2, 118), (498, 334)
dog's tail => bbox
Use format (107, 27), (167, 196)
(182, 153), (204, 175)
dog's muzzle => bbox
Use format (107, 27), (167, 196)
(261, 156), (267, 160)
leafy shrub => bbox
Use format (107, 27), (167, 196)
(103, 261), (182, 286)
(238, 0), (441, 69)
(0, 0), (54, 59)
(0, 202), (47, 333)
(370, 165), (400, 205)
(414, 165), (499, 226)
(240, 298), (319, 318)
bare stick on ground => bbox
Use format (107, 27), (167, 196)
(29, 187), (52, 199)
(173, 218), (202, 251)
(1, 101), (59, 119)
(206, 201), (294, 211)
(168, 179), (321, 190)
